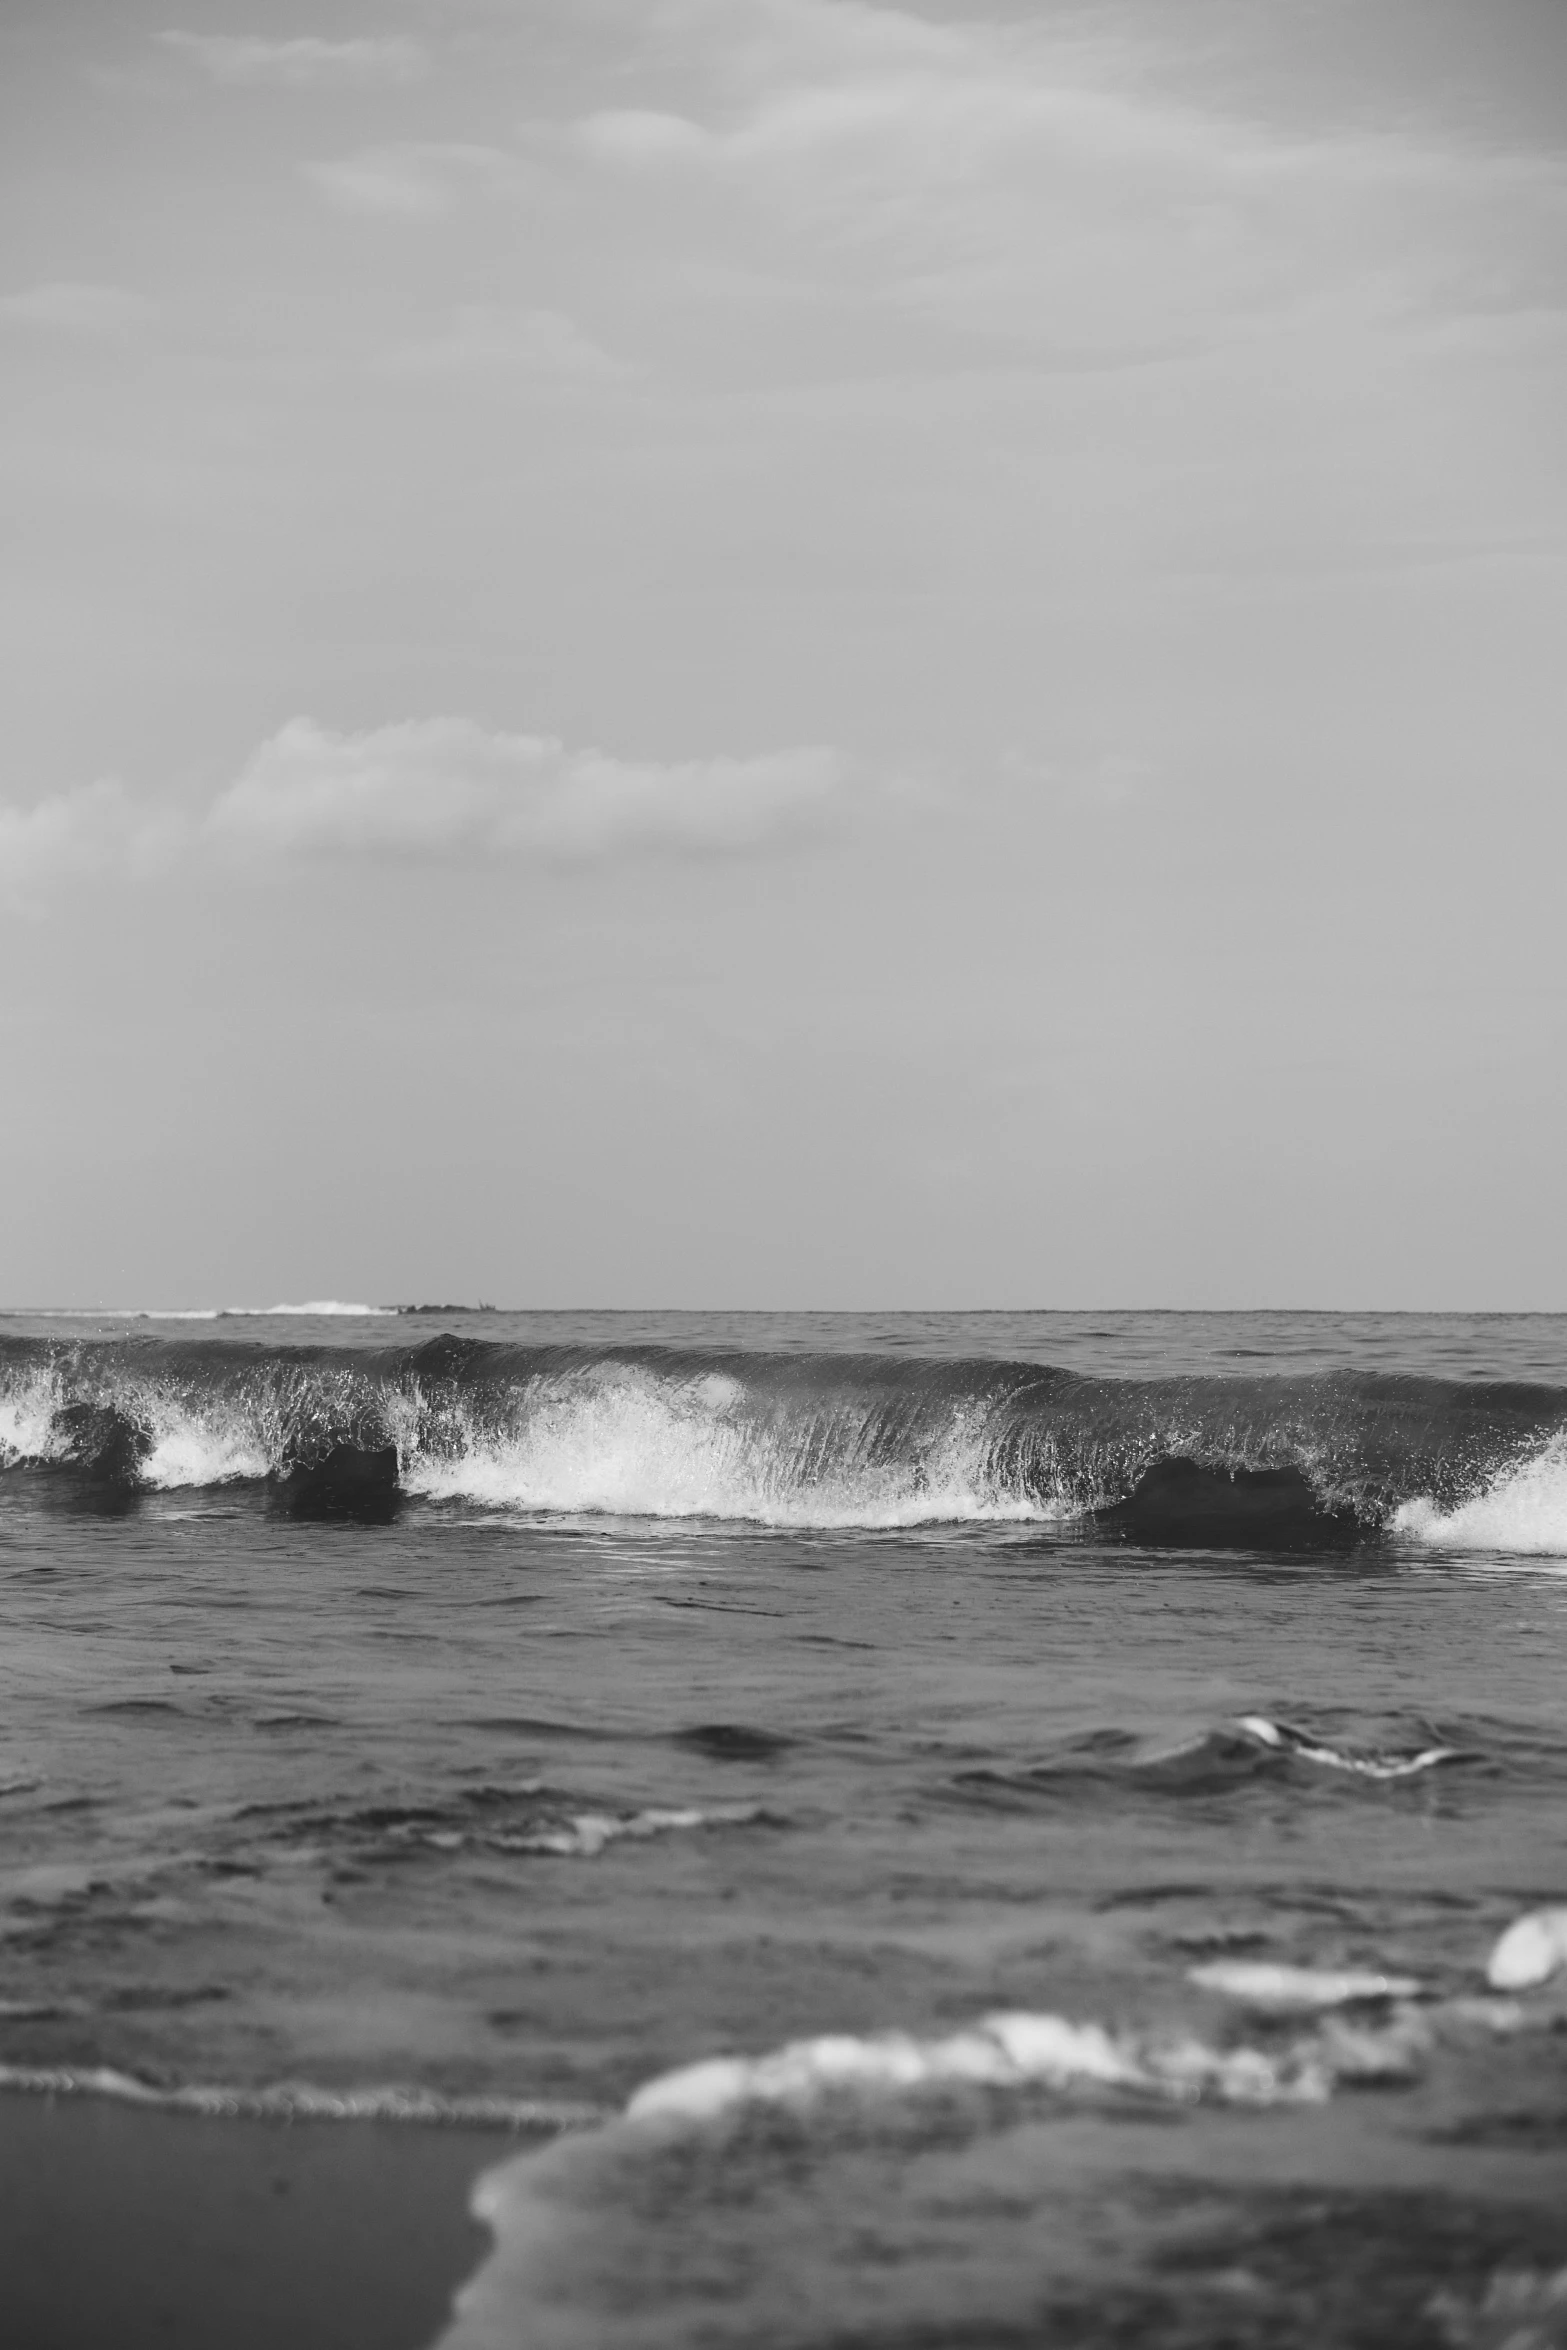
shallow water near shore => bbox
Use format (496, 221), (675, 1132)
(0, 2095), (495, 2350)
(2, 1310), (1566, 2344)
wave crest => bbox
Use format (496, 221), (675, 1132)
(3, 1334), (1564, 1547)
(624, 2009), (1336, 2126)
(402, 1357), (1058, 1527)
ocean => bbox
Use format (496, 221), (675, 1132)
(2, 1307), (1565, 2347)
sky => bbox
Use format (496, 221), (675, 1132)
(1, 0), (1564, 1309)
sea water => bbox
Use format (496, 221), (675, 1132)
(2, 1309), (1565, 2346)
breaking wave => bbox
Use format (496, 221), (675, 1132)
(2, 1333), (1564, 1548)
(621, 2009), (1342, 2123)
(434, 1992), (1478, 2349)
(1391, 1433), (1567, 1556)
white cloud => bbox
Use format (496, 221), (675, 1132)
(0, 283), (153, 334)
(160, 32), (426, 89)
(0, 780), (185, 906)
(0, 720), (853, 907)
(306, 143), (511, 219)
(207, 718), (847, 862)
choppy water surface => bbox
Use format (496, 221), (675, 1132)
(3, 1310), (1566, 2346)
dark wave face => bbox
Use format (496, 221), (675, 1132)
(3, 1333), (1564, 1548)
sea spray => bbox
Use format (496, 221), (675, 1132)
(4, 1332), (1565, 1544)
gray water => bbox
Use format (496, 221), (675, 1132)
(2, 1310), (1566, 2346)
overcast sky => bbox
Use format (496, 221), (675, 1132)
(2, 0), (1564, 1309)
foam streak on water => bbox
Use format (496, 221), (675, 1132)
(0, 2064), (599, 2129)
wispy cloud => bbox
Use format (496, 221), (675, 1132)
(306, 143), (511, 219)
(275, 2), (1563, 374)
(1, 720), (852, 905)
(563, 0), (1567, 363)
(160, 32), (426, 89)
(0, 282), (153, 334)
(386, 305), (629, 383)
(1000, 748), (1163, 810)
(0, 781), (185, 908)
(208, 719), (847, 861)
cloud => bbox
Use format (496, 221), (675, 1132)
(387, 304), (628, 382)
(0, 283), (153, 334)
(160, 32), (426, 89)
(207, 718), (847, 862)
(306, 143), (511, 218)
(564, 0), (1567, 362)
(1, 720), (852, 905)
(0, 780), (185, 907)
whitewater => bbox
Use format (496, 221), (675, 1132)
(3, 1307), (1566, 1547)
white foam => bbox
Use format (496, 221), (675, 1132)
(402, 1362), (1072, 1530)
(1486, 1906), (1567, 1991)
(139, 1401), (272, 1489)
(434, 2000), (1439, 2347)
(624, 2009), (1332, 2125)
(1307, 2008), (1430, 2082)
(0, 2064), (600, 2128)
(1189, 1961), (1423, 2011)
(232, 1301), (396, 1318)
(1392, 1433), (1567, 1556)
(488, 1803), (765, 1859)
(1235, 1716), (1462, 1778)
(0, 1369), (64, 1465)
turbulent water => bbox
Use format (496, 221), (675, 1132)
(3, 1308), (1566, 2345)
